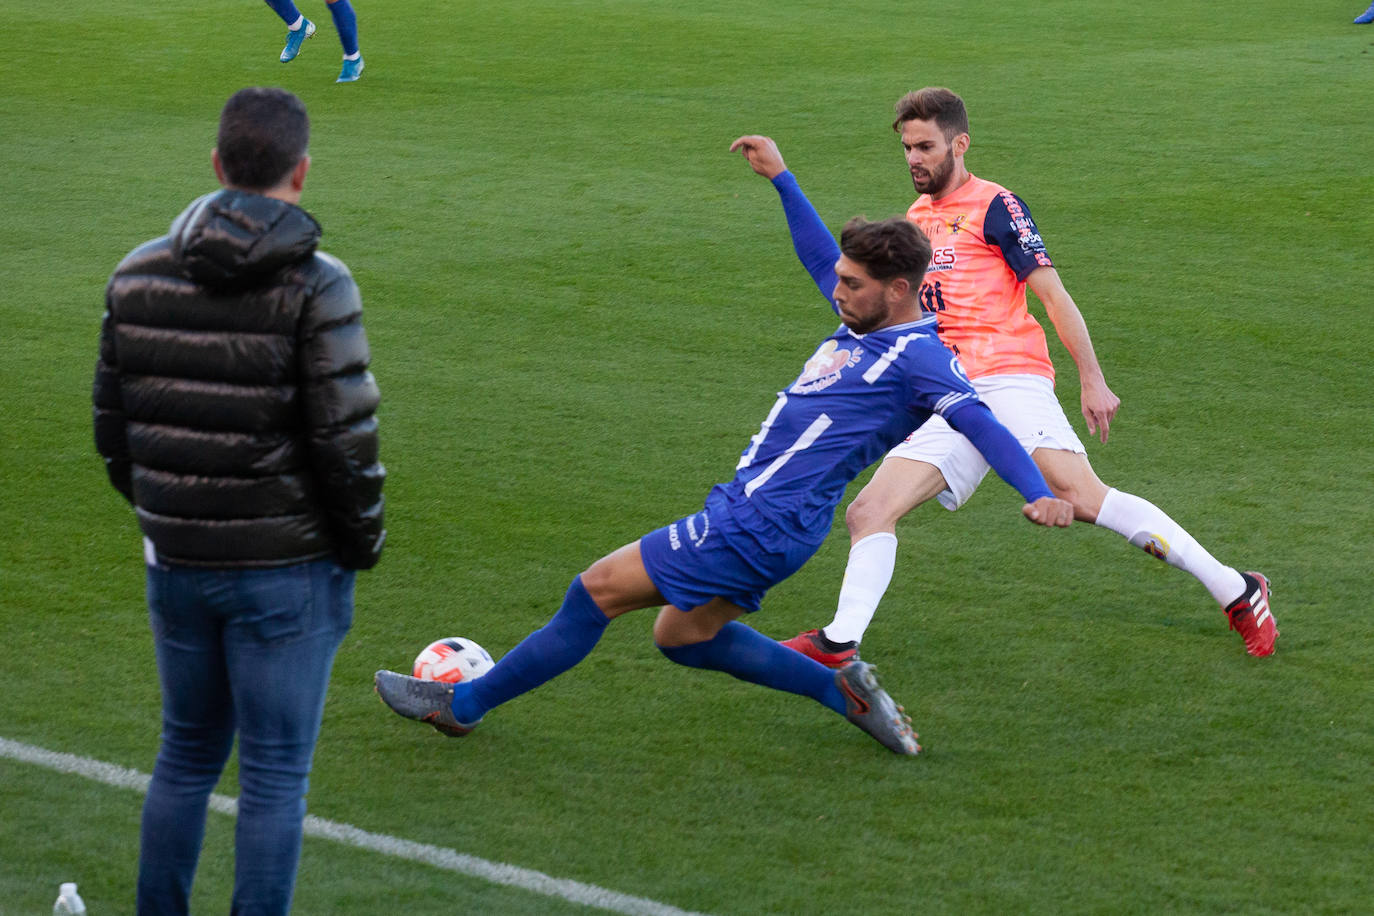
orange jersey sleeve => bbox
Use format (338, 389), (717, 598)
(907, 175), (1055, 382)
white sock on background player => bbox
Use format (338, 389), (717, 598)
(1095, 487), (1246, 605)
(823, 532), (898, 645)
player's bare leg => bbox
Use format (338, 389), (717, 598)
(1028, 447), (1108, 522)
(847, 456), (950, 541)
(579, 540), (668, 619)
(653, 598), (745, 647)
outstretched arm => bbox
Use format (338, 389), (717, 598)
(945, 401), (1074, 527)
(730, 135), (841, 308)
(1026, 266), (1120, 443)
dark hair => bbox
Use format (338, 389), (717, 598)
(839, 217), (932, 286)
(215, 87), (310, 191)
(892, 87), (969, 140)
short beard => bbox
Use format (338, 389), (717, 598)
(913, 147), (955, 196)
(841, 307), (888, 336)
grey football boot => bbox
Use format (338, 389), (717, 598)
(374, 670), (481, 737)
(835, 661), (920, 755)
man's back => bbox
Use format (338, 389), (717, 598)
(95, 188), (384, 569)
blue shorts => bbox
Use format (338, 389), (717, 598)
(638, 490), (821, 613)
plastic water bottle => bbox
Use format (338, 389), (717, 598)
(53, 882), (87, 915)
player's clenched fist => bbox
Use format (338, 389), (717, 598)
(1023, 496), (1074, 527)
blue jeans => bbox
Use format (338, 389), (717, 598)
(137, 558), (354, 916)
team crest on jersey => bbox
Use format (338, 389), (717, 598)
(948, 215), (967, 235)
(791, 340), (863, 394)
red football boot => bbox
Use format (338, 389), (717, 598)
(780, 628), (860, 668)
(1225, 572), (1277, 657)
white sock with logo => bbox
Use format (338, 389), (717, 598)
(823, 532), (899, 645)
(1095, 488), (1246, 606)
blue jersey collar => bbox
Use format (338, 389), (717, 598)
(839, 313), (937, 340)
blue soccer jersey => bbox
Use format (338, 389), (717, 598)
(640, 176), (1055, 611)
(714, 314), (978, 544)
(703, 171), (1055, 550)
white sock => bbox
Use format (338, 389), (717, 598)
(823, 532), (898, 644)
(343, 51), (361, 60)
(1095, 488), (1246, 606)
(288, 15), (304, 30)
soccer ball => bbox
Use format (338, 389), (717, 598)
(412, 637), (495, 683)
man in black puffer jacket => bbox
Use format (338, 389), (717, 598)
(93, 87), (383, 916)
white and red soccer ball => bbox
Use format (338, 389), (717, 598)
(411, 637), (495, 683)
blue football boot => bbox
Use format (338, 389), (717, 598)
(280, 18), (316, 62)
(1356, 3), (1374, 23)
(337, 55), (365, 82)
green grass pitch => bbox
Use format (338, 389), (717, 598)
(3, 1), (1373, 912)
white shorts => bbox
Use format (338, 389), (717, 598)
(889, 373), (1086, 510)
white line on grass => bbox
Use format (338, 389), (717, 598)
(0, 736), (709, 916)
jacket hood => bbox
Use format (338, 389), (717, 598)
(169, 189), (322, 289)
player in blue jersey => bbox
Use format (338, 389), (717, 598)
(734, 111), (1274, 665)
(375, 216), (1073, 755)
(265, 0), (364, 82)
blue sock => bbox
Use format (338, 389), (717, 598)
(327, 0), (360, 56)
(452, 576), (610, 724)
(264, 0), (303, 26)
(659, 621), (848, 715)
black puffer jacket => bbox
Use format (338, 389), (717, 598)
(94, 189), (385, 570)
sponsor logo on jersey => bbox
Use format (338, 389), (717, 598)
(929, 245), (956, 273)
(1018, 231), (1046, 254)
(685, 511), (710, 548)
(670, 511), (712, 551)
(999, 191), (1052, 268)
(1000, 191), (1027, 221)
(791, 340), (863, 394)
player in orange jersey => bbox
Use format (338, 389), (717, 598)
(732, 87), (1275, 662)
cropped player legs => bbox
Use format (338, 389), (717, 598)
(325, 0), (359, 57)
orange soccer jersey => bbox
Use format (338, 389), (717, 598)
(906, 175), (1055, 382)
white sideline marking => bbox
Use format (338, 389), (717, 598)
(0, 737), (708, 916)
